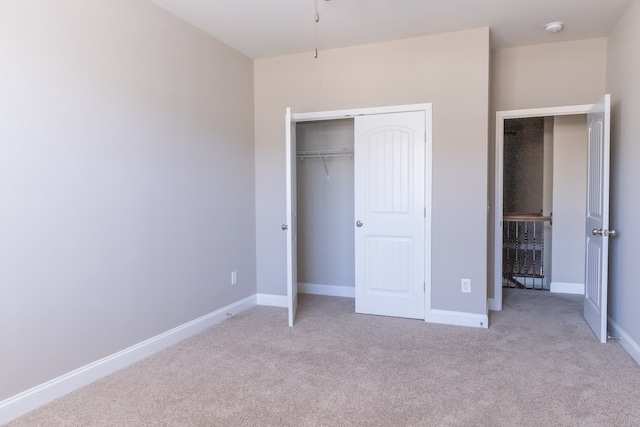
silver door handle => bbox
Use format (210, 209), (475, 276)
(356, 220), (363, 228)
(281, 224), (288, 231)
(592, 228), (617, 237)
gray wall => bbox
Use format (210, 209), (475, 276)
(255, 28), (490, 315)
(491, 38), (608, 112)
(607, 0), (640, 349)
(0, 0), (255, 400)
(551, 115), (588, 286)
(296, 120), (355, 288)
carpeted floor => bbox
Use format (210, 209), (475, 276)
(7, 289), (640, 426)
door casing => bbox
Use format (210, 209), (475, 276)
(492, 104), (594, 311)
(287, 103), (432, 323)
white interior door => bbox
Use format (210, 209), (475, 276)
(285, 108), (298, 327)
(354, 111), (426, 319)
(584, 94), (612, 343)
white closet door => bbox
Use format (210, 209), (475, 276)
(354, 111), (426, 319)
(285, 108), (298, 327)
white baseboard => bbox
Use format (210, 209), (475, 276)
(608, 317), (640, 366)
(550, 282), (585, 295)
(427, 309), (489, 329)
(298, 283), (355, 298)
(487, 298), (500, 312)
(0, 295), (256, 426)
(256, 293), (288, 308)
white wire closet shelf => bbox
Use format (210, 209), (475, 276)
(297, 148), (354, 178)
(296, 148), (354, 160)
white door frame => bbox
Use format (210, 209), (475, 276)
(492, 104), (593, 311)
(287, 103), (433, 321)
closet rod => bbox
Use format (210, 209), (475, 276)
(297, 149), (354, 179)
(296, 149), (354, 160)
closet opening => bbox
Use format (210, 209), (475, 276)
(296, 119), (356, 298)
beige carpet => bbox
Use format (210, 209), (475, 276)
(7, 289), (640, 426)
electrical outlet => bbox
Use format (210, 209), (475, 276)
(461, 279), (471, 293)
(231, 271), (237, 285)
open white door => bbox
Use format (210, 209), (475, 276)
(584, 94), (614, 343)
(354, 111), (426, 319)
(285, 108), (298, 327)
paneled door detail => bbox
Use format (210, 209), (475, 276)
(354, 112), (426, 319)
(584, 95), (612, 343)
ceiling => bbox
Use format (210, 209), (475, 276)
(148, 0), (634, 59)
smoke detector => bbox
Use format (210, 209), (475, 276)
(545, 22), (564, 33)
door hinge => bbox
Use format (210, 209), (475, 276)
(423, 282), (426, 292)
(424, 207), (426, 218)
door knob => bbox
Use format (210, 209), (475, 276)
(593, 228), (617, 237)
(356, 220), (363, 228)
(281, 224), (288, 231)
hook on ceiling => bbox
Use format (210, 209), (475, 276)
(313, 0), (332, 58)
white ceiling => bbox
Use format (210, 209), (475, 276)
(148, 0), (633, 59)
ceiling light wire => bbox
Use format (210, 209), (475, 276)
(314, 0), (319, 58)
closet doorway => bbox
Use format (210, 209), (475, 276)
(284, 104), (432, 326)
